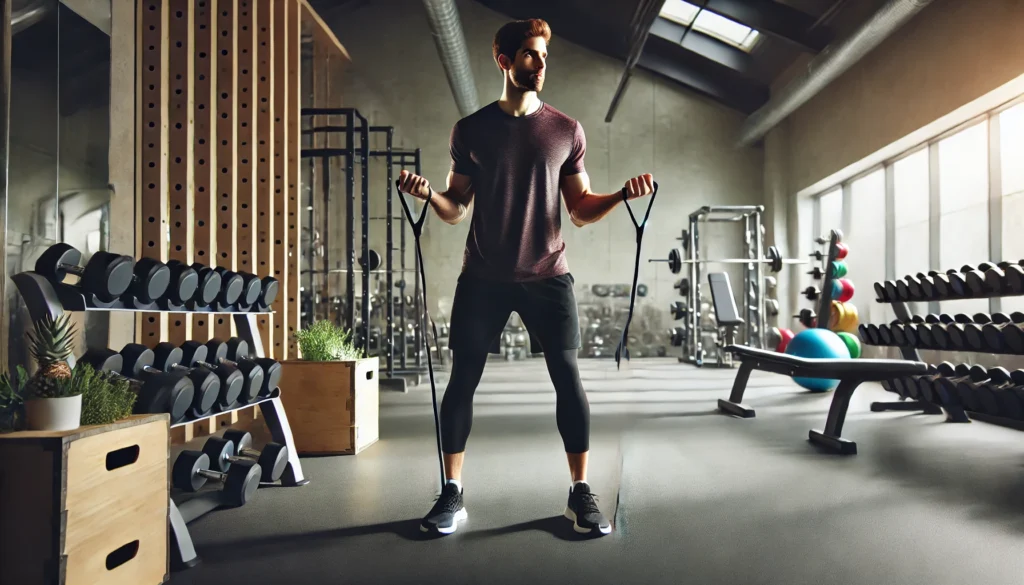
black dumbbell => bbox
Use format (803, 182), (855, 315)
(122, 343), (220, 419)
(183, 262), (224, 306)
(213, 430), (289, 482)
(258, 276), (280, 308)
(795, 309), (816, 328)
(913, 273), (937, 299)
(914, 362), (964, 404)
(971, 367), (1024, 419)
(944, 268), (968, 297)
(876, 324), (893, 345)
(903, 275), (924, 301)
(212, 267), (245, 306)
(179, 341), (245, 408)
(79, 347), (195, 424)
(203, 339), (266, 403)
(124, 257), (170, 304)
(162, 260), (200, 306)
(35, 243), (134, 303)
(235, 272), (263, 308)
(980, 320), (1024, 354)
(172, 450), (262, 507)
(669, 301), (687, 320)
(220, 338), (282, 397)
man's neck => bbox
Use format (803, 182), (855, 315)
(498, 83), (542, 117)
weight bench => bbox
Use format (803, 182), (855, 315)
(718, 345), (928, 454)
(707, 273), (744, 367)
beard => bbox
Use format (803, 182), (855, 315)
(512, 67), (544, 92)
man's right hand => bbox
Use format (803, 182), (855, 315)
(398, 170), (432, 201)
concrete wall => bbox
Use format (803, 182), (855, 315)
(763, 0), (1024, 358)
(321, 0), (765, 348)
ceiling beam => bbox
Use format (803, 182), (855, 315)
(636, 48), (767, 114)
(702, 0), (831, 53)
(649, 17), (753, 75)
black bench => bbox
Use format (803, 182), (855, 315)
(708, 273), (744, 359)
(719, 344), (928, 454)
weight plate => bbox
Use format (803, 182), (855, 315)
(766, 246), (783, 273)
(668, 248), (682, 275)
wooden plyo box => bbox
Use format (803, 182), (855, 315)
(278, 358), (379, 455)
(0, 414), (170, 585)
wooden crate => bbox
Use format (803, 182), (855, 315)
(0, 414), (170, 585)
(278, 358), (379, 455)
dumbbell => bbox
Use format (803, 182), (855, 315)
(795, 309), (816, 328)
(122, 343), (220, 418)
(913, 362), (964, 404)
(903, 274), (926, 300)
(234, 272), (263, 308)
(987, 262), (1024, 295)
(202, 339), (266, 403)
(172, 450), (262, 507)
(177, 341), (246, 408)
(980, 317), (1024, 354)
(208, 430), (289, 482)
(258, 276), (280, 308)
(802, 286), (820, 301)
(969, 367), (1024, 419)
(123, 257), (171, 304)
(211, 267), (245, 306)
(162, 260), (200, 306)
(35, 243), (134, 303)
(169, 261), (222, 306)
(669, 301), (687, 320)
(220, 338), (282, 397)
(78, 347), (195, 424)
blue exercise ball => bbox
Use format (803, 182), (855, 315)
(784, 328), (851, 392)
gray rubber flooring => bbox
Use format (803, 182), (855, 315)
(169, 358), (1024, 585)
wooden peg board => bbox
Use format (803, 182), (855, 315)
(192, 0), (216, 342)
(288, 0), (301, 358)
(272, 0), (290, 360)
(139, 0), (169, 346)
(256, 0), (274, 356)
(214, 0), (238, 341)
(167, 0), (194, 347)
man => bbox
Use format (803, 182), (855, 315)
(397, 18), (654, 537)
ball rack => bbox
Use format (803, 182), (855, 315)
(11, 269), (309, 571)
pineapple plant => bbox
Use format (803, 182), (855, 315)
(25, 313), (78, 399)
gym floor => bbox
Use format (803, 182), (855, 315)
(169, 358), (1024, 585)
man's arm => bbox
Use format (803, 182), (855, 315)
(397, 169), (474, 225)
(561, 172), (654, 227)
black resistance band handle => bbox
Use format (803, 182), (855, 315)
(615, 181), (659, 370)
(395, 179), (446, 490)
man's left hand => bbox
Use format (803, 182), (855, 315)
(624, 174), (655, 200)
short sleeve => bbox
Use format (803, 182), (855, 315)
(449, 122), (475, 176)
(561, 121), (587, 176)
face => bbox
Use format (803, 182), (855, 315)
(505, 36), (547, 92)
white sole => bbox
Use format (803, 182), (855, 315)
(564, 506), (612, 535)
(420, 507), (467, 534)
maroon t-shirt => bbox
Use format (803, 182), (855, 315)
(449, 101), (586, 282)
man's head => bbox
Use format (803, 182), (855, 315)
(493, 19), (550, 92)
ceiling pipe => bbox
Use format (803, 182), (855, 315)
(420, 0), (479, 118)
(737, 0), (935, 147)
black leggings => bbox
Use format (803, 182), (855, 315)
(440, 348), (590, 454)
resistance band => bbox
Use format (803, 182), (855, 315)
(615, 181), (659, 370)
(395, 181), (446, 491)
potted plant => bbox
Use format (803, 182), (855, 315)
(77, 362), (138, 426)
(0, 367), (28, 432)
(22, 313), (83, 431)
(280, 320), (379, 455)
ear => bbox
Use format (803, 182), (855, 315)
(496, 53), (512, 72)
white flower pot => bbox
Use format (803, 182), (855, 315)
(24, 394), (82, 432)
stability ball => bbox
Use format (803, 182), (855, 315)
(836, 331), (862, 359)
(784, 328), (851, 392)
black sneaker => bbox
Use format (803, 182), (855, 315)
(564, 482), (611, 535)
(420, 482), (467, 534)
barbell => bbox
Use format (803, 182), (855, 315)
(650, 246), (805, 275)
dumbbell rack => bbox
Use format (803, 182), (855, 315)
(10, 270), (309, 570)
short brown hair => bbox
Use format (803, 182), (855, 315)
(492, 19), (551, 66)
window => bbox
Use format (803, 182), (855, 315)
(846, 170), (886, 321)
(659, 0), (761, 51)
(938, 122), (989, 314)
(893, 149), (930, 285)
(1000, 102), (1024, 313)
(818, 187), (842, 235)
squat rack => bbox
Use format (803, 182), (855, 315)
(300, 107), (427, 383)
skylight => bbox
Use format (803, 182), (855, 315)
(659, 0), (761, 51)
